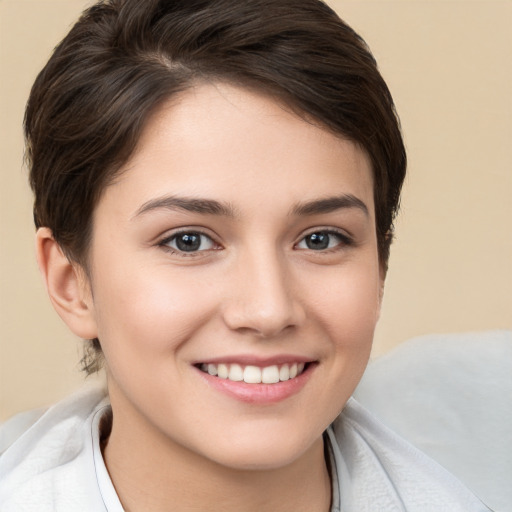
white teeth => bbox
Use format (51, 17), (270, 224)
(228, 363), (243, 381)
(244, 365), (262, 384)
(261, 365), (279, 384)
(217, 364), (229, 379)
(200, 362), (308, 384)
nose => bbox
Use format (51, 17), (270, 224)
(222, 248), (305, 338)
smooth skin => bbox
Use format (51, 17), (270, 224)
(37, 83), (383, 512)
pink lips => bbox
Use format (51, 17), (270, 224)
(197, 354), (312, 366)
(194, 358), (315, 404)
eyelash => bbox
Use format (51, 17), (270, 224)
(295, 229), (354, 252)
(158, 230), (220, 256)
(157, 228), (353, 256)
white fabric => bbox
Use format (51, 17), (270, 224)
(0, 385), (122, 512)
(0, 383), (491, 511)
(354, 330), (512, 512)
(329, 399), (490, 511)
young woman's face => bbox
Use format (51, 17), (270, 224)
(85, 83), (382, 469)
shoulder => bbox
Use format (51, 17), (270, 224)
(0, 384), (109, 512)
(328, 398), (491, 512)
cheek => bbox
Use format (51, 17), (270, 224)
(90, 263), (218, 362)
(296, 263), (381, 427)
(311, 263), (381, 344)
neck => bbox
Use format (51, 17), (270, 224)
(102, 400), (331, 512)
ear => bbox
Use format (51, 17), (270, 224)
(35, 227), (98, 339)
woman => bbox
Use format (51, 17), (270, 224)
(0, 0), (491, 510)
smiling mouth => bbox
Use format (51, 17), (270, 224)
(197, 362), (308, 384)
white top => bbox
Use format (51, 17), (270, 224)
(353, 330), (512, 512)
(0, 384), (491, 512)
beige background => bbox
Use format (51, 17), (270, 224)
(1, 0), (510, 421)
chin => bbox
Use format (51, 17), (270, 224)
(199, 425), (324, 472)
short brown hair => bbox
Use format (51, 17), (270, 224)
(25, 0), (406, 373)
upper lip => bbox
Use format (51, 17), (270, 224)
(193, 354), (315, 367)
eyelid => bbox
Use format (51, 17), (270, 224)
(294, 227), (354, 250)
(157, 227), (222, 255)
(297, 226), (353, 241)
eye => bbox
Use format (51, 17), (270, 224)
(160, 231), (217, 253)
(296, 230), (350, 251)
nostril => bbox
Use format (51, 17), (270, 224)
(223, 305), (303, 338)
(221, 260), (306, 336)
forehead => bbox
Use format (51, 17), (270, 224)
(99, 83), (375, 219)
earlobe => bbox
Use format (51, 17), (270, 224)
(35, 228), (98, 339)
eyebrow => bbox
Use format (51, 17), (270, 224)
(291, 194), (369, 217)
(133, 195), (238, 219)
(133, 193), (369, 220)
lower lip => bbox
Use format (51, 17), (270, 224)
(195, 364), (315, 404)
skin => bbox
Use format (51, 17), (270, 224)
(37, 83), (383, 511)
